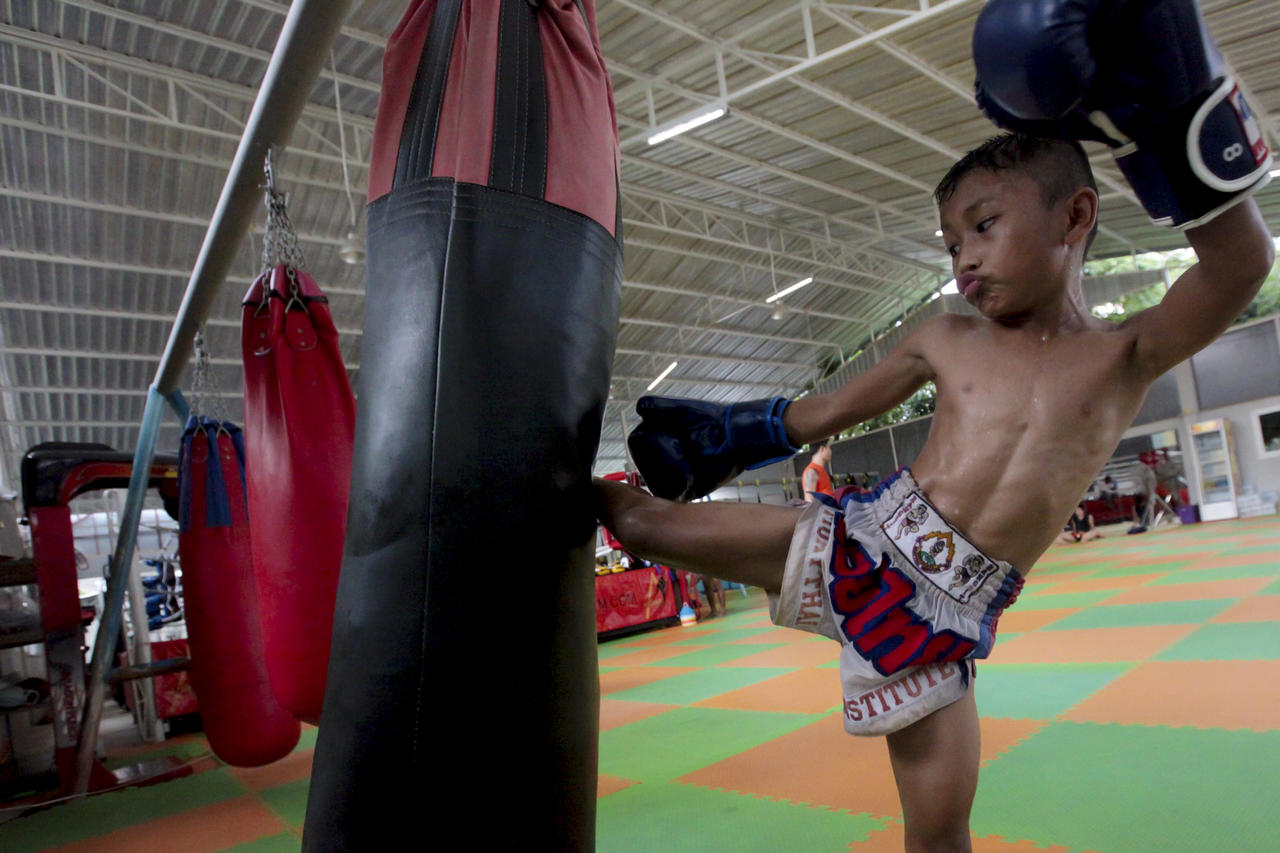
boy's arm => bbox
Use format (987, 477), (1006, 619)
(783, 320), (936, 444)
(1124, 199), (1274, 380)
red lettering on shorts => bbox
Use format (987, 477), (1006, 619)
(903, 673), (922, 698)
(844, 697), (863, 722)
(883, 681), (903, 706)
(797, 580), (824, 627)
(859, 692), (879, 717)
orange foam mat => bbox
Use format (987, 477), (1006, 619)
(1096, 550), (1222, 567)
(603, 644), (710, 666)
(985, 625), (1199, 664)
(1063, 660), (1280, 731)
(729, 626), (814, 643)
(1019, 569), (1102, 586)
(227, 747), (315, 792)
(599, 665), (698, 695)
(599, 698), (681, 731)
(1033, 572), (1165, 595)
(721, 639), (841, 668)
(994, 607), (1081, 633)
(1196, 551), (1280, 566)
(676, 712), (1044, 820)
(597, 774), (639, 798)
(611, 628), (711, 648)
(678, 712), (903, 818)
(1105, 577), (1273, 606)
(1210, 595), (1280, 623)
(45, 795), (289, 853)
(695, 667), (841, 714)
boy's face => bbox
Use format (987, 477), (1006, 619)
(937, 168), (1073, 319)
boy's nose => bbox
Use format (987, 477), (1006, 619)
(955, 250), (980, 272)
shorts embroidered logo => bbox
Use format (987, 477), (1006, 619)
(883, 492), (999, 604)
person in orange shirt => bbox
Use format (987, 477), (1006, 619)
(802, 439), (836, 503)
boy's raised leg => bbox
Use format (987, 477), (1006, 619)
(886, 688), (981, 853)
(595, 478), (801, 592)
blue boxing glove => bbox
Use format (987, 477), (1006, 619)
(973, 0), (1272, 229)
(627, 396), (800, 502)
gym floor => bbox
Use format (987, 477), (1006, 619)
(3, 515), (1279, 852)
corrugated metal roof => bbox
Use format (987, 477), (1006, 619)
(1, 0), (1279, 484)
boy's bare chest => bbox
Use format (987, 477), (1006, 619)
(932, 329), (1140, 433)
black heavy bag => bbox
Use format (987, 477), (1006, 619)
(303, 1), (621, 850)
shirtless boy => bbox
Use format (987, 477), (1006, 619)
(596, 2), (1274, 849)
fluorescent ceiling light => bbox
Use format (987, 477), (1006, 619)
(647, 105), (728, 145)
(765, 277), (814, 303)
(934, 229), (943, 237)
(940, 279), (959, 295)
(1271, 168), (1280, 178)
(646, 361), (679, 391)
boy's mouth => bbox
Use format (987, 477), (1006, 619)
(957, 274), (983, 300)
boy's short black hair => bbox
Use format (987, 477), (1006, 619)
(934, 134), (1099, 252)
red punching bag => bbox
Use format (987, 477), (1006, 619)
(242, 263), (355, 724)
(178, 416), (300, 766)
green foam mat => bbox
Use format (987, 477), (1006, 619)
(1008, 590), (1119, 610)
(650, 643), (784, 667)
(256, 777), (310, 829)
(974, 663), (1134, 720)
(597, 781), (887, 852)
(1150, 564), (1280, 584)
(608, 666), (794, 705)
(2, 767), (245, 853)
(1154, 622), (1280, 660)
(598, 707), (818, 783)
(971, 721), (1280, 851)
(1042, 598), (1237, 630)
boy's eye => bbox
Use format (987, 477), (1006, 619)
(947, 245), (960, 258)
(976, 217), (997, 233)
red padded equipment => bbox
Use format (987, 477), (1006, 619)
(241, 264), (355, 723)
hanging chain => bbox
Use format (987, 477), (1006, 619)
(261, 148), (306, 274)
(191, 329), (228, 425)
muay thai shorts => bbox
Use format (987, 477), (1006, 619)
(769, 468), (1024, 735)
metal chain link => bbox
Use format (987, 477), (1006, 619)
(261, 148), (306, 274)
(191, 329), (228, 424)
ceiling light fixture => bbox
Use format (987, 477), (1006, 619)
(646, 361), (679, 391)
(940, 279), (959, 295)
(765, 276), (813, 303)
(647, 104), (728, 145)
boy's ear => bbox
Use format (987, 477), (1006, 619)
(1063, 187), (1099, 248)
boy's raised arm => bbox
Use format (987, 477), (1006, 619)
(1125, 200), (1274, 379)
(783, 323), (935, 444)
(972, 0), (1275, 380)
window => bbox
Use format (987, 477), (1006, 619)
(1254, 406), (1280, 458)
